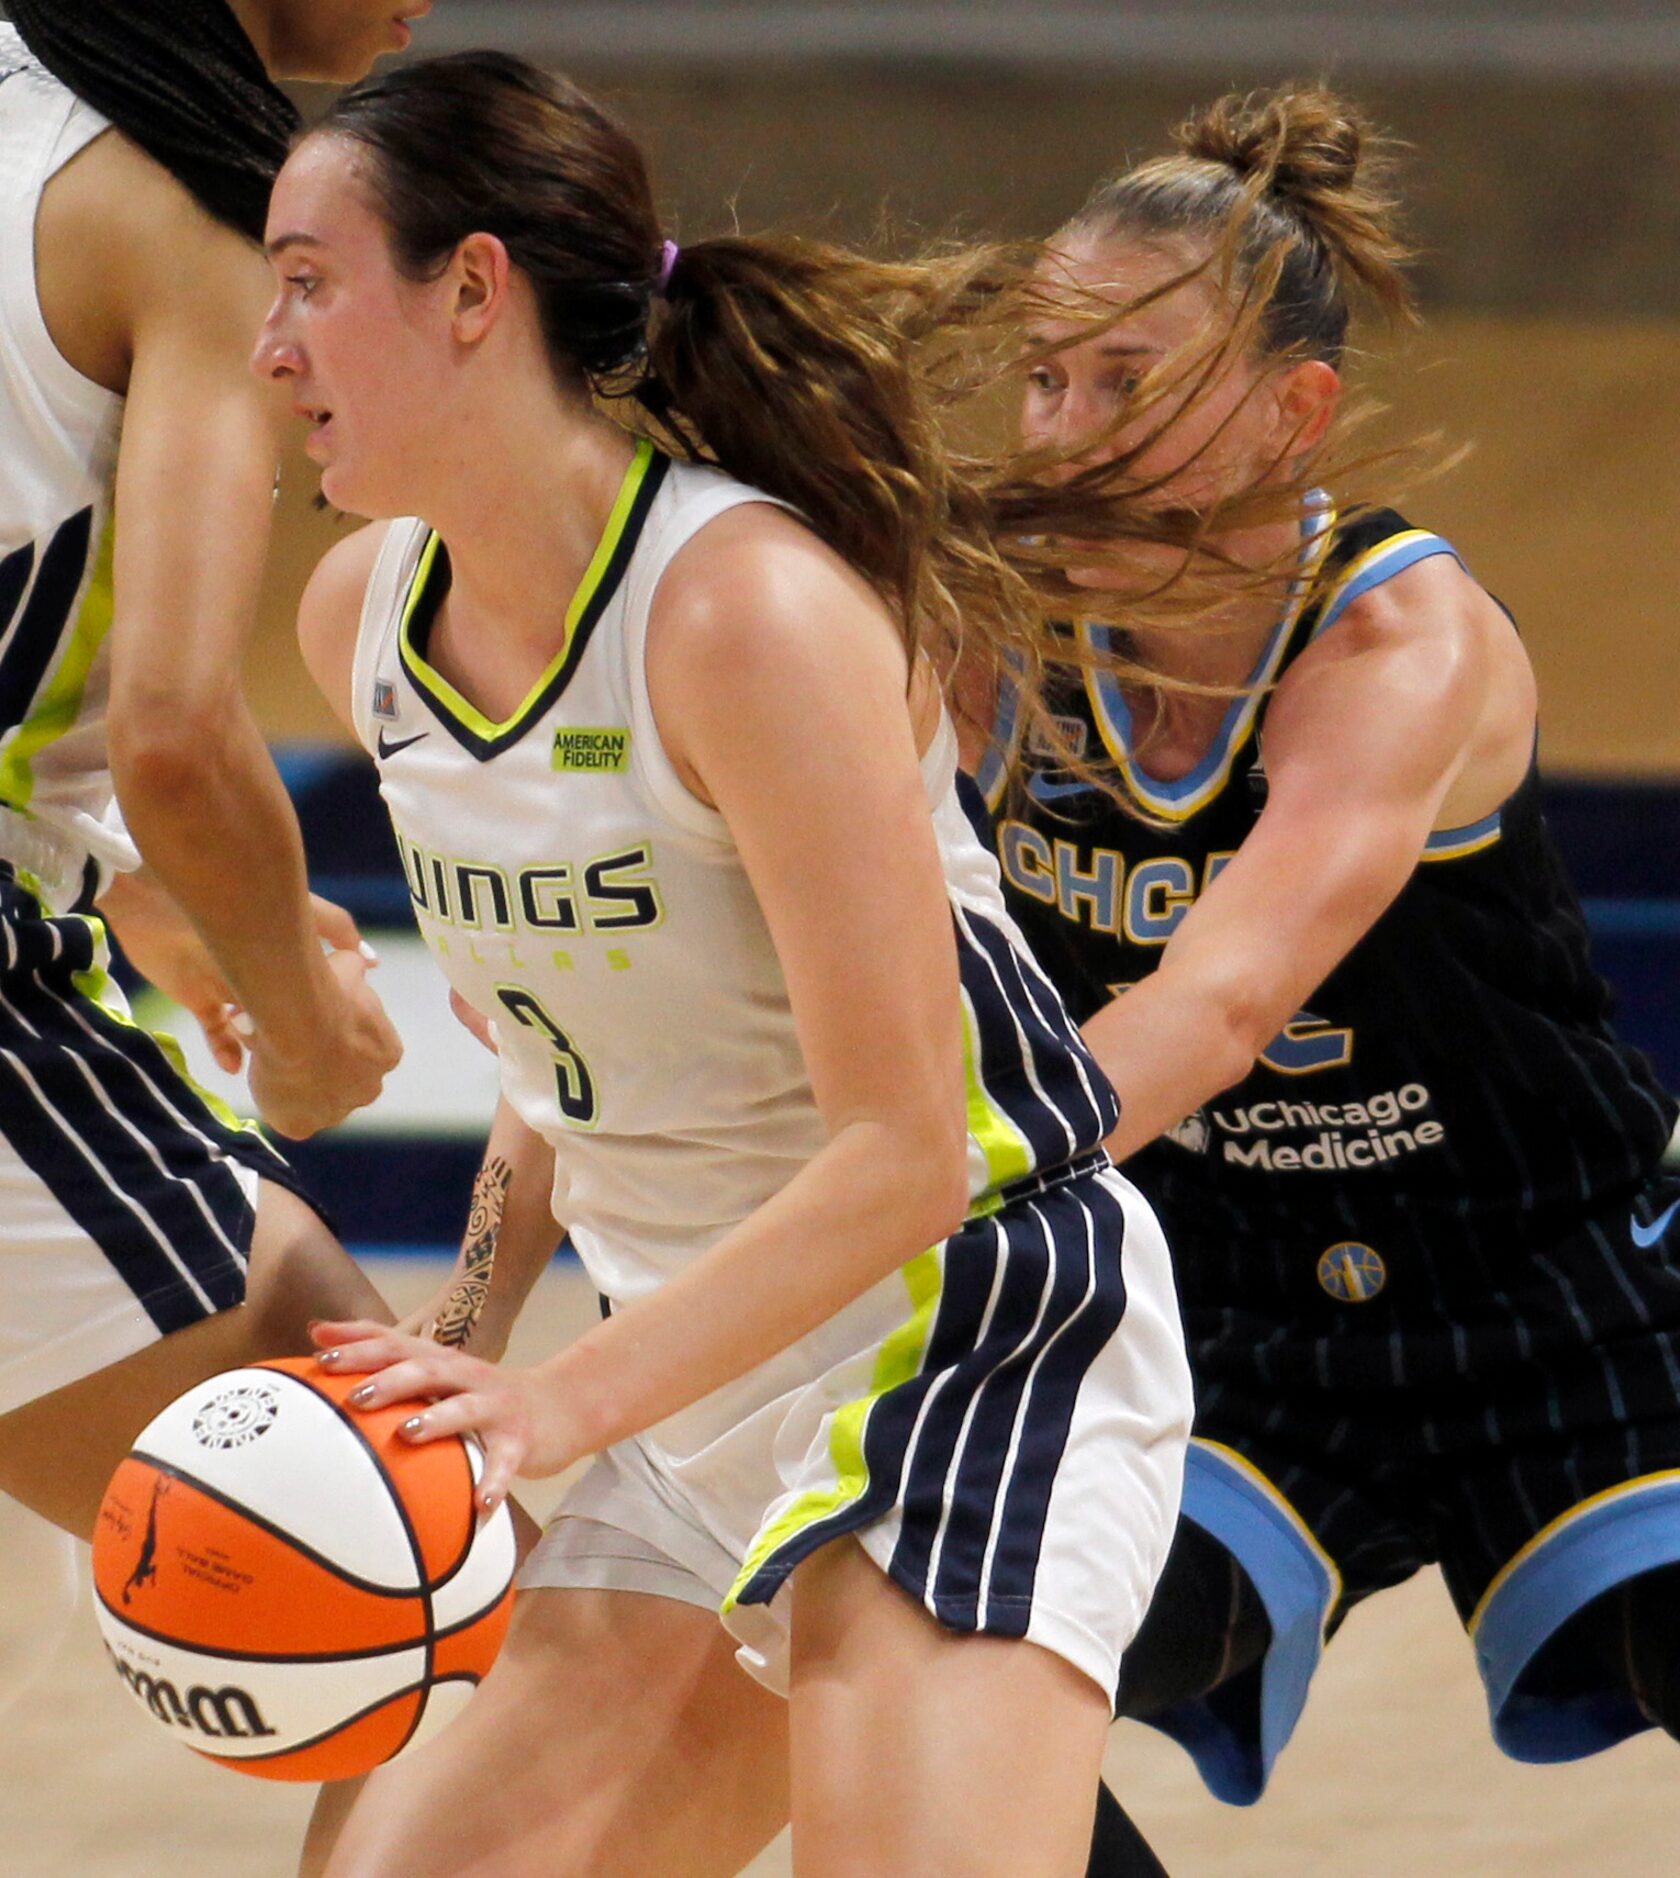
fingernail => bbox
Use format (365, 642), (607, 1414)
(348, 1383), (376, 1406)
(231, 1013), (256, 1038)
(480, 1491), (500, 1514)
(318, 1348), (342, 1367)
(359, 940), (380, 964)
(401, 1415), (427, 1438)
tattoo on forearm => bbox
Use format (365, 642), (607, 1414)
(433, 1155), (513, 1349)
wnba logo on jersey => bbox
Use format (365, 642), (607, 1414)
(1317, 1241), (1387, 1303)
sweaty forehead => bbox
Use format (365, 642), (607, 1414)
(265, 133), (379, 251)
(1031, 232), (1224, 342)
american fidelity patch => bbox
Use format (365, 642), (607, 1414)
(553, 727), (631, 773)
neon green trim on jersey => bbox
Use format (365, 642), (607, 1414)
(962, 999), (1033, 1216)
(400, 437), (657, 744)
(722, 1245), (944, 1614)
(72, 914), (263, 1140)
(0, 513), (115, 811)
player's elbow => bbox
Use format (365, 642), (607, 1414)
(1202, 976), (1291, 1094)
(109, 685), (240, 820)
(887, 1103), (972, 1245)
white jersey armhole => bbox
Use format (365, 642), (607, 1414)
(0, 55), (117, 434)
(619, 480), (791, 844)
(350, 518), (430, 756)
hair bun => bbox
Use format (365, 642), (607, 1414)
(1176, 84), (1365, 207)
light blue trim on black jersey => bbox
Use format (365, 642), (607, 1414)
(1076, 498), (1337, 825)
(1140, 1439), (1341, 1805)
(1472, 1470), (1680, 1764)
(1421, 807), (1504, 861)
(975, 674), (1020, 813)
(1309, 529), (1462, 641)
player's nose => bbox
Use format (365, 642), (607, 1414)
(251, 316), (302, 383)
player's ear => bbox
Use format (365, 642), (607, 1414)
(450, 232), (512, 345)
(1274, 357), (1341, 454)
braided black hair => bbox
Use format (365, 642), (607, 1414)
(7, 0), (299, 243)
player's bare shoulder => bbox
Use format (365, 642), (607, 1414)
(651, 497), (902, 677)
(35, 128), (270, 394)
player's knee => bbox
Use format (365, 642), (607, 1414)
(1116, 1521), (1270, 1718)
(241, 1183), (390, 1354)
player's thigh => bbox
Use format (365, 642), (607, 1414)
(324, 1584), (789, 1878)
(787, 1537), (1110, 1878)
(0, 1180), (388, 1538)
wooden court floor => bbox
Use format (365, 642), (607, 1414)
(3, 1256), (1673, 1876)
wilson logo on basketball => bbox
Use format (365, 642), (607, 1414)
(191, 1384), (280, 1450)
(106, 1649), (278, 1740)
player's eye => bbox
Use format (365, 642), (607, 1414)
(286, 273), (321, 300)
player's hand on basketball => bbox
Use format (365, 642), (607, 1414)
(312, 1322), (580, 1511)
(248, 930), (404, 1137)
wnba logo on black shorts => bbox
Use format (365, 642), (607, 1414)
(1317, 1241), (1387, 1302)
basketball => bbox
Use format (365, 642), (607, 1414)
(90, 1357), (517, 1782)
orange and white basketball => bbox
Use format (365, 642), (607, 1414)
(91, 1356), (516, 1782)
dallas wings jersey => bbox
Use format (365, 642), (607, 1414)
(0, 28), (135, 910)
(981, 506), (1678, 1258)
(355, 442), (1127, 1462)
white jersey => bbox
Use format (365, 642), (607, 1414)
(356, 442), (1122, 1457)
(0, 27), (134, 909)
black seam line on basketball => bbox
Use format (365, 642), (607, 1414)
(397, 448), (670, 763)
(116, 1453), (427, 1606)
(194, 1673), (484, 1766)
(257, 1365), (445, 1760)
(430, 1491), (486, 1597)
(94, 1586), (510, 1667)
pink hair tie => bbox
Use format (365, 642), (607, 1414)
(656, 239), (681, 295)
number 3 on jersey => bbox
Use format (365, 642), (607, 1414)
(496, 986), (599, 1128)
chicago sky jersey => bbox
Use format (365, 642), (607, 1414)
(354, 443), (1120, 1456)
(982, 506), (1677, 1249)
(0, 29), (134, 906)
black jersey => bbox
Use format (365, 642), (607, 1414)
(983, 506), (1677, 1264)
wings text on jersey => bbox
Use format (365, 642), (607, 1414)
(395, 833), (664, 937)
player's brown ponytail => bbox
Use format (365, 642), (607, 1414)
(1075, 82), (1415, 363)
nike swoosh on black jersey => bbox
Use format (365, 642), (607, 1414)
(1631, 1198), (1680, 1249)
(376, 729), (429, 759)
(1027, 772), (1099, 803)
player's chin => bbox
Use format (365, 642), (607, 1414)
(314, 461), (382, 522)
(301, 27), (408, 86)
